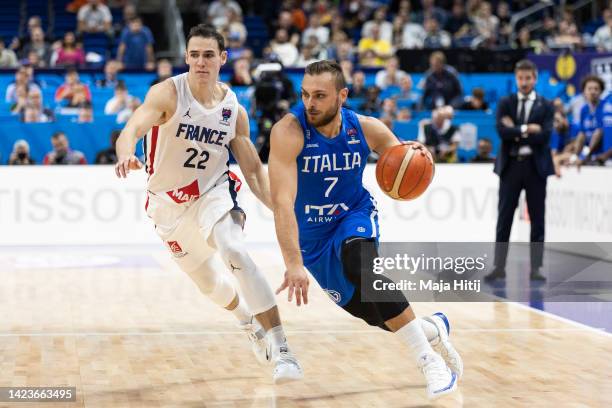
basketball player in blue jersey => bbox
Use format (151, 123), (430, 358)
(268, 60), (462, 400)
(574, 75), (605, 165)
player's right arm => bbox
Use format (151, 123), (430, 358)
(268, 114), (309, 306)
(115, 79), (176, 178)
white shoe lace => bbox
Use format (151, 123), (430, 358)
(275, 346), (301, 370)
(420, 355), (450, 386)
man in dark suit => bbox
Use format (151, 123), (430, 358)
(485, 60), (555, 282)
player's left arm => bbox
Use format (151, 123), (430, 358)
(230, 105), (272, 210)
(358, 114), (402, 155)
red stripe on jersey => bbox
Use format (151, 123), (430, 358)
(149, 126), (159, 175)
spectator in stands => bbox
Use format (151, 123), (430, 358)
(43, 132), (87, 165)
(362, 6), (393, 44)
(458, 87), (489, 111)
(393, 75), (420, 108)
(358, 25), (392, 67)
(573, 75), (605, 164)
(149, 59), (173, 86)
(0, 38), (18, 68)
(226, 7), (247, 44)
(20, 88), (54, 122)
(549, 18), (583, 49)
(9, 85), (28, 115)
(76, 104), (94, 123)
(117, 17), (155, 70)
(77, 0), (112, 34)
(302, 14), (329, 46)
(104, 80), (135, 114)
(400, 0), (426, 49)
(423, 17), (452, 48)
(96, 59), (121, 88)
(270, 28), (298, 67)
(10, 16), (43, 56)
(229, 57), (253, 86)
(472, 1), (499, 40)
(207, 0), (242, 29)
(343, 0), (373, 32)
(594, 8), (612, 52)
(420, 105), (461, 163)
(375, 56), (408, 90)
(55, 68), (92, 108)
(22, 105), (51, 123)
(496, 2), (512, 46)
(381, 97), (398, 120)
(513, 27), (546, 53)
(116, 97), (141, 124)
(444, 2), (473, 44)
(5, 66), (41, 104)
(348, 70), (368, 98)
(471, 138), (495, 163)
(397, 107), (412, 121)
(273, 10), (300, 46)
(225, 31), (250, 61)
(8, 140), (35, 165)
(52, 31), (85, 68)
(414, 0), (448, 26)
(95, 130), (120, 164)
(340, 59), (354, 86)
(359, 86), (382, 115)
(20, 27), (52, 67)
(295, 44), (319, 67)
(421, 51), (462, 109)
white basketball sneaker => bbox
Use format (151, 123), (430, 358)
(272, 344), (304, 384)
(238, 316), (270, 365)
(424, 312), (464, 379)
(418, 352), (458, 400)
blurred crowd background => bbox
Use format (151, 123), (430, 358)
(0, 0), (611, 169)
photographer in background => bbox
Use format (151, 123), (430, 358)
(252, 60), (296, 162)
(8, 140), (35, 165)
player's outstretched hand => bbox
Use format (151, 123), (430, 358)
(276, 266), (310, 306)
(115, 155), (143, 178)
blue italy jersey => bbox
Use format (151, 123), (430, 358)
(291, 104), (375, 240)
(602, 94), (612, 152)
(579, 101), (604, 153)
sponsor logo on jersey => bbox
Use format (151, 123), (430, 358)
(301, 152), (361, 173)
(324, 289), (341, 303)
(183, 108), (191, 118)
(228, 170), (242, 191)
(176, 123), (227, 146)
(166, 179), (201, 203)
(220, 107), (232, 125)
(305, 143), (319, 148)
(168, 241), (188, 258)
(305, 129), (311, 139)
(357, 226), (366, 233)
(347, 128), (360, 144)
(305, 202), (349, 222)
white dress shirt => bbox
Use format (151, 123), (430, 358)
(517, 90), (536, 155)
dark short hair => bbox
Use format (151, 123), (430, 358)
(580, 74), (605, 92)
(472, 87), (485, 99)
(514, 59), (538, 74)
(51, 131), (65, 139)
(304, 60), (346, 91)
(186, 24), (225, 52)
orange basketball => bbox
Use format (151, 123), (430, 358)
(375, 142), (435, 200)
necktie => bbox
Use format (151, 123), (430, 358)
(517, 97), (527, 124)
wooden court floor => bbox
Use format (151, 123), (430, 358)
(0, 246), (610, 407)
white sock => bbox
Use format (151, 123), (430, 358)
(266, 325), (287, 359)
(396, 319), (435, 362)
(228, 298), (251, 325)
(420, 318), (440, 344)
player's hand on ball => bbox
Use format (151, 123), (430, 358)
(276, 266), (309, 306)
(115, 155), (143, 178)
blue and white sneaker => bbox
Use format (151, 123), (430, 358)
(424, 312), (464, 379)
(418, 352), (458, 400)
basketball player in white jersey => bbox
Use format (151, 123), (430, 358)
(114, 24), (302, 384)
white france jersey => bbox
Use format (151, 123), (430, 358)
(144, 73), (239, 204)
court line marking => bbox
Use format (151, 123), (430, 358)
(508, 301), (612, 339)
(0, 327), (606, 337)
